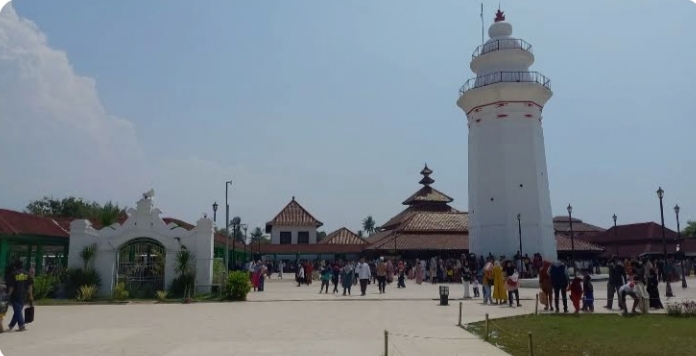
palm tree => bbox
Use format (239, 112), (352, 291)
(250, 227), (267, 244)
(362, 216), (377, 236)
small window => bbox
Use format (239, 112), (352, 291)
(297, 231), (310, 244)
(279, 232), (291, 245)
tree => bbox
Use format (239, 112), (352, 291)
(316, 231), (327, 243)
(683, 220), (696, 238)
(26, 196), (123, 224)
(249, 227), (269, 245)
(362, 216), (377, 236)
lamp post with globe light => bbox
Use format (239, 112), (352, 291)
(612, 214), (619, 257)
(657, 187), (674, 298)
(212, 202), (218, 223)
(675, 204), (687, 289)
(567, 204), (576, 276)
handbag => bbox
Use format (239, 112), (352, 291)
(24, 305), (35, 324)
(539, 291), (548, 305)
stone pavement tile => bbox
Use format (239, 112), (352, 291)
(2, 278), (692, 356)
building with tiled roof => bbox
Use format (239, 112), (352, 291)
(552, 216), (606, 239)
(265, 196), (323, 245)
(363, 165), (606, 258)
(320, 228), (368, 245)
(367, 165), (470, 255)
(0, 209), (71, 273)
(584, 222), (683, 258)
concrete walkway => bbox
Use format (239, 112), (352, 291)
(1, 277), (694, 356)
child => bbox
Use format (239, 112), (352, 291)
(581, 274), (594, 312)
(568, 276), (583, 314)
(472, 272), (480, 298)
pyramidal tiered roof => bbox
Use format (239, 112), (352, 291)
(266, 196), (323, 228)
(378, 165), (464, 232)
(320, 227), (367, 245)
(401, 164), (454, 205)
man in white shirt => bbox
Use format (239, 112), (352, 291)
(277, 261), (284, 279)
(355, 257), (372, 296)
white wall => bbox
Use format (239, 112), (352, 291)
(270, 225), (317, 245)
(68, 195), (214, 297)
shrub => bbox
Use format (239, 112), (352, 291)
(76, 284), (98, 302)
(170, 247), (196, 298)
(65, 268), (102, 298)
(168, 274), (196, 298)
(223, 271), (251, 301)
(32, 274), (59, 300)
(667, 301), (696, 318)
(156, 290), (168, 302)
(112, 282), (129, 301)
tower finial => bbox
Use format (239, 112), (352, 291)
(494, 9), (505, 23)
(419, 164), (434, 186)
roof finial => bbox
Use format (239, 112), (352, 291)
(292, 196), (295, 201)
(494, 9), (505, 23)
(419, 164), (434, 186)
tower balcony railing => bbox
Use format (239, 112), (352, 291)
(471, 39), (533, 60)
(459, 71), (551, 95)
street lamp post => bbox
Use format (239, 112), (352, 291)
(212, 202), (218, 223)
(225, 181), (233, 274)
(568, 204), (576, 276)
(257, 232), (261, 260)
(675, 204), (687, 288)
(657, 187), (674, 297)
(517, 214), (522, 264)
(242, 224), (248, 262)
(612, 214), (618, 257)
(231, 217), (241, 269)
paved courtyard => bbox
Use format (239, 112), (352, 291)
(2, 278), (695, 356)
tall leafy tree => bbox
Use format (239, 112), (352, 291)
(316, 231), (327, 242)
(362, 215), (377, 236)
(683, 220), (696, 238)
(26, 196), (122, 224)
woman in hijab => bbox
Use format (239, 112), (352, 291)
(415, 259), (424, 285)
(340, 262), (354, 295)
(504, 260), (521, 307)
(482, 260), (494, 304)
(538, 260), (553, 311)
(647, 268), (664, 309)
(492, 260), (508, 305)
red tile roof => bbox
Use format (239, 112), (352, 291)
(399, 212), (469, 232)
(0, 209), (69, 238)
(555, 234), (604, 252)
(402, 186), (454, 205)
(552, 216), (606, 234)
(2, 209), (242, 248)
(368, 233), (469, 251)
(259, 243), (364, 255)
(380, 204), (460, 230)
(266, 197), (323, 228)
(588, 222), (678, 244)
(320, 228), (367, 245)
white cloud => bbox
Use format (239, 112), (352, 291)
(0, 4), (255, 225)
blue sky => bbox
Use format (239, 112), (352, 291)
(1, 0), (694, 234)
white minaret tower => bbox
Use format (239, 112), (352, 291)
(457, 9), (556, 261)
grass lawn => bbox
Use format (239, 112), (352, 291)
(465, 314), (696, 356)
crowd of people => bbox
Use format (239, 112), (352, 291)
(248, 252), (691, 317)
